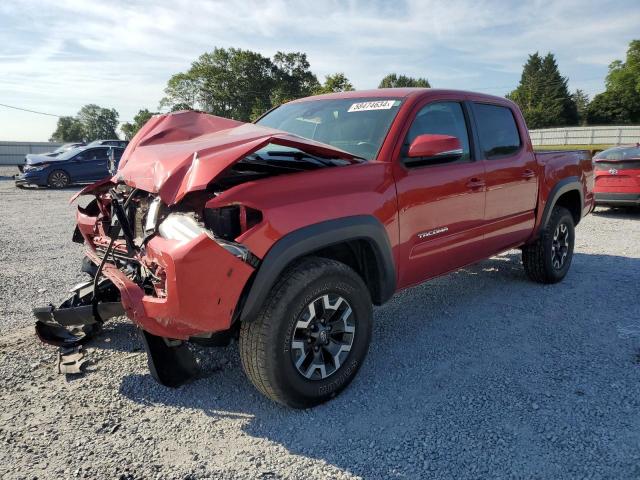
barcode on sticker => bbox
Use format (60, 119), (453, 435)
(348, 100), (397, 112)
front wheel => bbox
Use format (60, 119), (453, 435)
(522, 206), (575, 284)
(239, 257), (372, 408)
(48, 170), (70, 188)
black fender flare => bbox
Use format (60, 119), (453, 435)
(539, 176), (583, 233)
(238, 215), (396, 322)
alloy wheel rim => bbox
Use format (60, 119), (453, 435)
(291, 294), (356, 380)
(51, 172), (67, 188)
(551, 223), (570, 269)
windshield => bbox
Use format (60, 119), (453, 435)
(256, 98), (403, 160)
(57, 146), (86, 160)
(53, 143), (75, 153)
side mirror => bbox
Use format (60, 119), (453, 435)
(406, 134), (463, 164)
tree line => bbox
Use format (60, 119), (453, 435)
(508, 40), (640, 128)
(50, 40), (639, 142)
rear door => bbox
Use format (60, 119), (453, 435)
(470, 102), (538, 253)
(393, 98), (487, 288)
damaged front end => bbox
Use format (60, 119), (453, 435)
(36, 183), (258, 385)
(33, 110), (360, 386)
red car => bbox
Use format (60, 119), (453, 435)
(594, 144), (640, 207)
(35, 89), (594, 407)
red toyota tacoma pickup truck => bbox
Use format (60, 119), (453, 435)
(35, 89), (594, 408)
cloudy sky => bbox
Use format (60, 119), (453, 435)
(1, 0), (639, 141)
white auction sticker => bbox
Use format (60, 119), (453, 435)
(348, 100), (398, 112)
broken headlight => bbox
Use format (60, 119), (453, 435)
(203, 205), (263, 241)
(144, 197), (162, 234)
(24, 163), (50, 172)
(157, 213), (250, 261)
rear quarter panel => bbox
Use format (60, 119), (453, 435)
(531, 150), (594, 237)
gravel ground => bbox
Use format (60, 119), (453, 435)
(1, 165), (640, 479)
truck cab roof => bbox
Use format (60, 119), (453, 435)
(290, 88), (512, 106)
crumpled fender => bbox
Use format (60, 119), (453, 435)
(113, 110), (361, 205)
(69, 177), (115, 204)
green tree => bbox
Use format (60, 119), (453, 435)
(159, 47), (274, 121)
(507, 52), (577, 128)
(158, 72), (201, 112)
(586, 40), (640, 124)
(378, 73), (430, 88)
(571, 89), (590, 125)
(49, 116), (85, 142)
(121, 109), (156, 140)
(77, 104), (119, 141)
(49, 105), (120, 142)
(314, 73), (354, 94)
(270, 52), (320, 106)
(586, 91), (631, 124)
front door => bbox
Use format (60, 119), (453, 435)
(72, 148), (110, 182)
(470, 102), (538, 253)
(393, 100), (487, 289)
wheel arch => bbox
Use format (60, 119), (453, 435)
(237, 215), (396, 323)
(48, 168), (71, 187)
(539, 177), (583, 233)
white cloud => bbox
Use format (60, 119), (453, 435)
(0, 0), (638, 140)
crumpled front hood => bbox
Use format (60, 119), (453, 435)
(116, 111), (361, 205)
(25, 154), (59, 165)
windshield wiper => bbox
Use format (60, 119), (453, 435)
(240, 154), (318, 171)
(265, 150), (338, 167)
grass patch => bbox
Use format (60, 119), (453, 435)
(534, 144), (613, 152)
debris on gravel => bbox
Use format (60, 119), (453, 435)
(1, 166), (639, 479)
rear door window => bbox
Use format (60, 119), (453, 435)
(472, 103), (521, 159)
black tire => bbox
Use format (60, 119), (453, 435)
(522, 206), (575, 284)
(48, 169), (70, 188)
(239, 257), (372, 408)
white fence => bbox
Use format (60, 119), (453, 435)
(0, 141), (62, 166)
(529, 126), (640, 146)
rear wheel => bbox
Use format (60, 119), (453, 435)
(48, 170), (70, 188)
(522, 206), (575, 284)
(239, 257), (372, 408)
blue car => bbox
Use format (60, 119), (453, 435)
(15, 145), (125, 188)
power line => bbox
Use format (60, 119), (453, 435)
(0, 102), (134, 123)
(0, 102), (63, 118)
